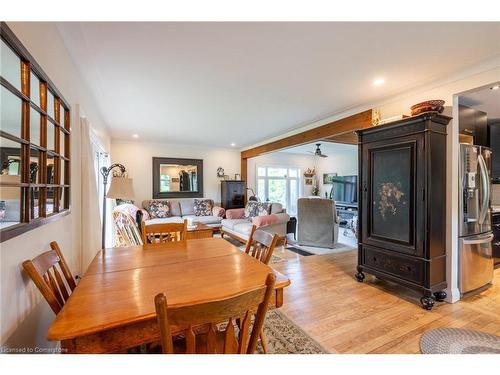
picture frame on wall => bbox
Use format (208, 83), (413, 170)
(305, 178), (313, 185)
(323, 173), (338, 184)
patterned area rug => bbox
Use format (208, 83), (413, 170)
(259, 309), (330, 354)
(420, 328), (500, 354)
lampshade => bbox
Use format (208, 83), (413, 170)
(106, 176), (135, 200)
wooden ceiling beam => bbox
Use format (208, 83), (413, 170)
(241, 109), (372, 160)
(322, 131), (359, 145)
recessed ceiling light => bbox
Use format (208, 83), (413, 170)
(490, 85), (500, 90)
(373, 78), (385, 86)
(230, 142), (236, 147)
(132, 134), (139, 138)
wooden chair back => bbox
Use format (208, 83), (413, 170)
(141, 220), (188, 248)
(244, 226), (279, 265)
(22, 241), (77, 314)
(155, 273), (275, 354)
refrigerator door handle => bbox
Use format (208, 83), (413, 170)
(462, 233), (494, 245)
(477, 153), (490, 225)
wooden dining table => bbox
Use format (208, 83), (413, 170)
(47, 238), (291, 353)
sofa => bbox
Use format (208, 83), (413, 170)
(221, 202), (289, 243)
(140, 198), (225, 227)
(297, 197), (339, 248)
(112, 199), (225, 235)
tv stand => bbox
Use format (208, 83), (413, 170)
(335, 203), (358, 237)
(336, 202), (358, 211)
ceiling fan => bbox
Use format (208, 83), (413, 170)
(308, 143), (328, 158)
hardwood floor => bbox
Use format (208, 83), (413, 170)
(271, 246), (500, 354)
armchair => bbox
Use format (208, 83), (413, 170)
(297, 198), (339, 248)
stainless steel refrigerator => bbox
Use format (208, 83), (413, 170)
(459, 144), (494, 294)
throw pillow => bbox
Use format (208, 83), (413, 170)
(244, 201), (271, 218)
(194, 199), (213, 216)
(147, 200), (171, 218)
(252, 214), (279, 228)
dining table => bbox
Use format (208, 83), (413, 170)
(47, 237), (291, 353)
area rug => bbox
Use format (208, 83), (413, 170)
(257, 309), (330, 354)
(420, 328), (500, 354)
(137, 310), (329, 354)
(286, 241), (356, 256)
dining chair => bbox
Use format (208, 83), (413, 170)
(244, 225), (280, 265)
(242, 225), (280, 353)
(141, 220), (188, 248)
(22, 241), (77, 314)
(154, 272), (275, 354)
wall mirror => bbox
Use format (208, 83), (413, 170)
(152, 157), (203, 198)
(1, 22), (71, 242)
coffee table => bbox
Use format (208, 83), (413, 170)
(186, 223), (215, 239)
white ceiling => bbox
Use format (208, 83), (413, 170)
(459, 84), (500, 119)
(279, 141), (356, 156)
(56, 22), (500, 148)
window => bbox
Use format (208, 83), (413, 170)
(256, 166), (301, 215)
(160, 174), (171, 192)
(0, 23), (71, 242)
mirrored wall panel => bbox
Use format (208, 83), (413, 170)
(1, 22), (71, 241)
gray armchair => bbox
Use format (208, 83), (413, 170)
(297, 198), (339, 248)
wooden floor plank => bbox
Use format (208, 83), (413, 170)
(271, 247), (500, 354)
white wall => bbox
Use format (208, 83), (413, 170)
(315, 144), (358, 198)
(110, 141), (240, 206)
(1, 22), (110, 350)
(247, 152), (316, 198)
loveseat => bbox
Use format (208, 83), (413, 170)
(221, 202), (289, 243)
(112, 198), (225, 235)
(140, 198), (225, 227)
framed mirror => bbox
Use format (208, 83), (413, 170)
(152, 157), (203, 198)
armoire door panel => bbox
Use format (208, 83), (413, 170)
(361, 135), (424, 257)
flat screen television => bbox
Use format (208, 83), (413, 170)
(329, 175), (358, 204)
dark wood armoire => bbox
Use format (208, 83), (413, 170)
(355, 113), (451, 310)
(220, 180), (246, 209)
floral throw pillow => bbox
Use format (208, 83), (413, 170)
(148, 200), (171, 218)
(194, 199), (213, 216)
(244, 201), (271, 218)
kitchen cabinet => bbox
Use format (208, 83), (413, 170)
(459, 105), (488, 147)
(488, 121), (500, 183)
(493, 212), (500, 266)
